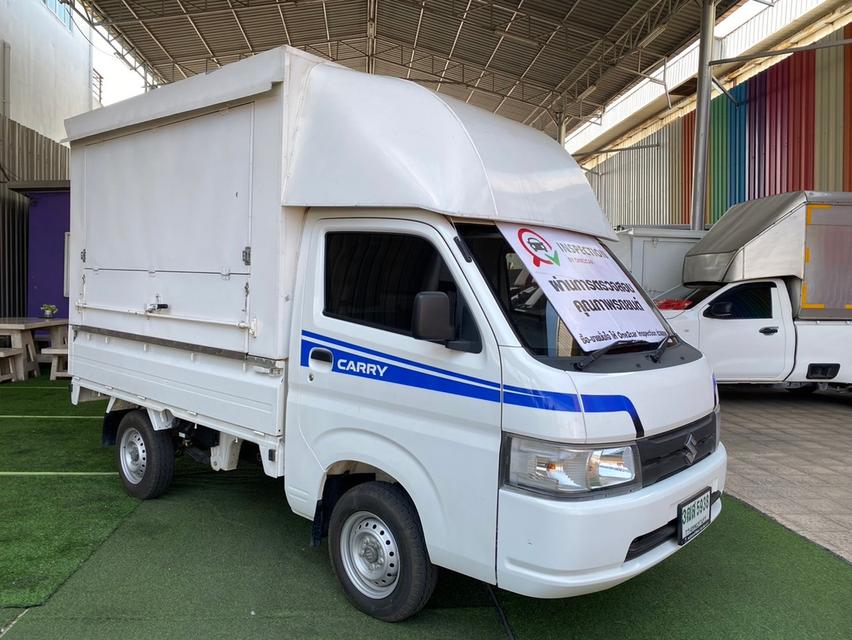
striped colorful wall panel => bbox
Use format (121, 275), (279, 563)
(845, 23), (852, 191)
(591, 26), (852, 228)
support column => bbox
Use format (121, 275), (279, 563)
(690, 0), (716, 230)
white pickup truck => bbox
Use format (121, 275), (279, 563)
(657, 192), (852, 389)
(65, 46), (726, 621)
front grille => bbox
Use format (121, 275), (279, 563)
(638, 412), (717, 488)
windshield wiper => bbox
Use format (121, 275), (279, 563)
(573, 339), (648, 371)
(649, 336), (676, 363)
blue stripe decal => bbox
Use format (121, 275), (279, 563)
(302, 339), (500, 404)
(299, 331), (642, 433)
(580, 394), (644, 437)
(503, 387), (581, 412)
(302, 330), (500, 389)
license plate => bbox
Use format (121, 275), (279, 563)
(678, 487), (711, 545)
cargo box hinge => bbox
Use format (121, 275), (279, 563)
(242, 246), (251, 266)
(80, 249), (86, 262)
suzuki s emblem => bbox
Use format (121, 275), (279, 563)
(684, 434), (698, 465)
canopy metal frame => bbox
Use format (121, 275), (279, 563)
(71, 0), (738, 139)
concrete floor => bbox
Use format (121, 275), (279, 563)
(720, 386), (852, 562)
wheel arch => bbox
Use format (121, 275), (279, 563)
(306, 432), (445, 563)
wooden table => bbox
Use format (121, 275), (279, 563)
(0, 317), (68, 380)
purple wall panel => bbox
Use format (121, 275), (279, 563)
(26, 190), (70, 318)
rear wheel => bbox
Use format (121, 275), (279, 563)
(116, 410), (174, 499)
(328, 481), (437, 621)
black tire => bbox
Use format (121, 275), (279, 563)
(115, 410), (175, 499)
(328, 481), (438, 622)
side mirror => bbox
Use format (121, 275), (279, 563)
(704, 300), (733, 319)
(412, 292), (455, 342)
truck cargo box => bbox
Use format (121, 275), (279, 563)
(682, 191), (852, 320)
(65, 45), (613, 441)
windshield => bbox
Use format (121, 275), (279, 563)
(654, 284), (721, 311)
(458, 224), (671, 358)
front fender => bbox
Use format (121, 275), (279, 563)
(299, 427), (448, 564)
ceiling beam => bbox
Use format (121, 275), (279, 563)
(175, 0), (222, 68)
(117, 0), (189, 79)
(93, 0), (333, 28)
(525, 0), (692, 133)
(77, 0), (169, 86)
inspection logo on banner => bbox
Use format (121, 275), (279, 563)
(497, 223), (667, 351)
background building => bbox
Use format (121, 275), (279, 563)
(0, 0), (94, 315)
(574, 3), (852, 228)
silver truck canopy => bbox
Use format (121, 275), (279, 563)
(683, 191), (852, 319)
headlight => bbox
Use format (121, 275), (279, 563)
(505, 435), (640, 497)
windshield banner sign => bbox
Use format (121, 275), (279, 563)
(497, 223), (667, 350)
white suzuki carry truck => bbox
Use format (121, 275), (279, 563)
(65, 47), (727, 621)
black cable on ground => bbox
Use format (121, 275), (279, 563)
(485, 583), (517, 640)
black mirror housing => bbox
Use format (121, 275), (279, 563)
(412, 292), (455, 342)
(705, 300), (733, 319)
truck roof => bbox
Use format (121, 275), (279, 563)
(65, 46), (614, 240)
(683, 190), (852, 285)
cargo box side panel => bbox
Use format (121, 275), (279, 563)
(800, 205), (852, 320)
(78, 103), (256, 351)
(82, 270), (250, 351)
(83, 104), (253, 272)
(72, 330), (285, 437)
(788, 321), (852, 384)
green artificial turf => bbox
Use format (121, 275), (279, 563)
(0, 419), (113, 472)
(0, 608), (25, 631)
(0, 387), (106, 417)
(2, 377), (850, 638)
(4, 470), (505, 640)
(496, 498), (852, 639)
(0, 476), (139, 607)
(2, 468), (850, 639)
(0, 380), (136, 608)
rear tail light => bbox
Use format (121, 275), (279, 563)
(655, 299), (693, 310)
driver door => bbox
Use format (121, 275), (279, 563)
(698, 281), (789, 381)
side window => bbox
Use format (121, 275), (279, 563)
(324, 232), (481, 347)
(707, 282), (774, 319)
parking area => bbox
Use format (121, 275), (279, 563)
(720, 387), (852, 561)
(1, 376), (849, 639)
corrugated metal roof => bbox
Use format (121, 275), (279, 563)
(80, 0), (741, 138)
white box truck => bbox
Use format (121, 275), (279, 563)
(603, 227), (706, 298)
(656, 192), (852, 390)
(66, 47), (727, 621)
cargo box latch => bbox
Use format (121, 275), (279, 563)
(242, 246), (251, 266)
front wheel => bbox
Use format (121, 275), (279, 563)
(328, 481), (437, 621)
(115, 410), (174, 499)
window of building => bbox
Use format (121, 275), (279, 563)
(43, 0), (73, 30)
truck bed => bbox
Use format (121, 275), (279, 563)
(788, 320), (852, 384)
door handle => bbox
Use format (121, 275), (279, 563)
(309, 348), (333, 364)
(759, 326), (779, 335)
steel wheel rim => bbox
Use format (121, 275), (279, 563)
(339, 511), (400, 599)
(119, 427), (147, 485)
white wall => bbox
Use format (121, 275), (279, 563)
(0, 0), (92, 142)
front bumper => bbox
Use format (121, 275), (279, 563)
(496, 442), (727, 598)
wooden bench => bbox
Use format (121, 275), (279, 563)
(42, 347), (70, 381)
(0, 348), (25, 383)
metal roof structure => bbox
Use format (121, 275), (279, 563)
(75, 0), (741, 139)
